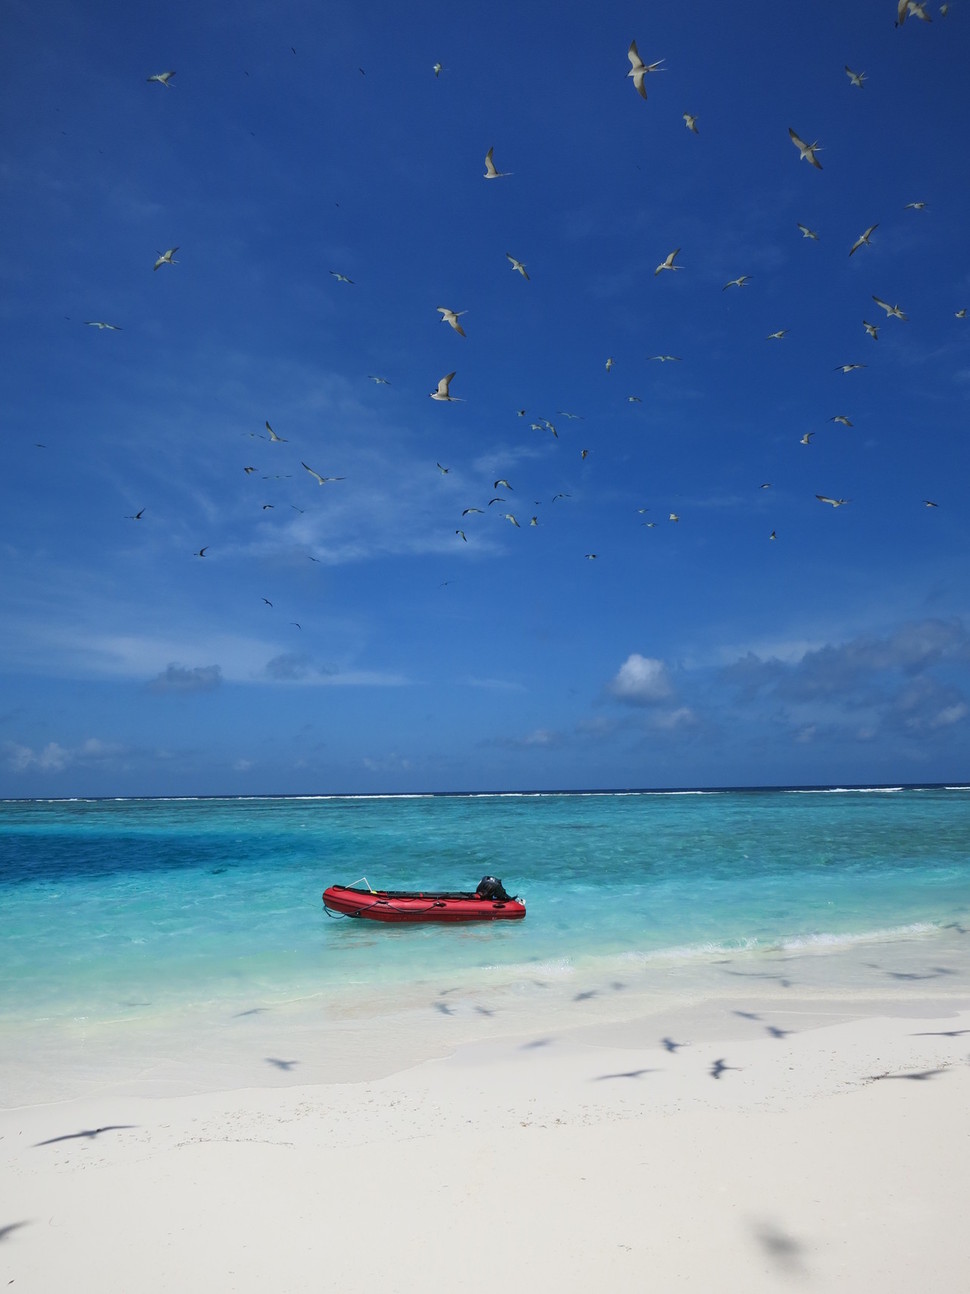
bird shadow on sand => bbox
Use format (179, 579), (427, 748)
(574, 981), (627, 1003)
(34, 1125), (137, 1147)
(751, 1219), (810, 1278)
(722, 969), (794, 988)
(765, 1024), (795, 1039)
(661, 1037), (690, 1053)
(265, 1057), (298, 1071)
(592, 1068), (657, 1081)
(710, 1058), (741, 1079)
(868, 1067), (950, 1082)
(0, 1222), (31, 1242)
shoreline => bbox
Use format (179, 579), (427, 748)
(4, 920), (970, 1108)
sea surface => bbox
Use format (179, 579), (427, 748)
(3, 787), (970, 1102)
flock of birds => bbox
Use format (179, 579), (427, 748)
(79, 6), (964, 629)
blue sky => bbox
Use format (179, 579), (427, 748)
(2, 0), (969, 796)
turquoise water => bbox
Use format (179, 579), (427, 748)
(3, 787), (970, 1031)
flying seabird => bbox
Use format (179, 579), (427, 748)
(329, 270), (353, 283)
(649, 354), (681, 362)
(957, 309), (967, 319)
(368, 375), (390, 384)
(683, 113), (698, 133)
(462, 507), (484, 516)
(605, 357), (615, 370)
(506, 253), (529, 279)
(863, 320), (880, 339)
(494, 478), (513, 490)
(655, 248), (681, 275)
(789, 127), (822, 169)
(302, 462), (345, 484)
(437, 307), (467, 336)
(627, 41), (663, 99)
(504, 513), (520, 527)
(484, 147), (510, 178)
(923, 499), (939, 507)
(455, 529), (467, 541)
(835, 362), (866, 373)
(433, 62), (443, 76)
(872, 295), (907, 319)
(194, 546), (208, 557)
(153, 247), (179, 270)
(797, 224), (819, 239)
(430, 371), (462, 401)
(904, 200), (927, 210)
(147, 71), (175, 87)
(124, 508), (144, 520)
(845, 66), (867, 87)
(816, 494), (851, 507)
(265, 421), (286, 442)
(830, 415), (853, 426)
(849, 224), (878, 256)
(435, 462), (450, 474)
(84, 320), (121, 329)
(800, 432), (814, 444)
(766, 329), (788, 339)
(904, 1), (932, 21)
(723, 275), (751, 289)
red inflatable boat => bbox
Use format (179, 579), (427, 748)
(322, 875), (525, 923)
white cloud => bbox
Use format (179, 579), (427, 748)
(147, 664), (223, 694)
(932, 703), (969, 728)
(608, 654), (673, 705)
(5, 741), (69, 772)
(651, 706), (697, 731)
(3, 737), (128, 773)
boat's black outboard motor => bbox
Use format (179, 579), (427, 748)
(476, 875), (513, 902)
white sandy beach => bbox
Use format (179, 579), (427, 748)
(3, 980), (970, 1293)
